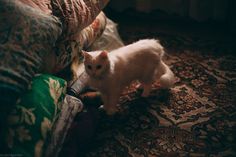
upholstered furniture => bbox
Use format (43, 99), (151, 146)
(0, 0), (116, 156)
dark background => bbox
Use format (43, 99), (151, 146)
(103, 0), (236, 41)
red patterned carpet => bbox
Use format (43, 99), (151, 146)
(84, 19), (236, 157)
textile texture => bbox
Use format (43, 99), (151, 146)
(84, 23), (236, 156)
(0, 0), (109, 104)
(4, 74), (67, 157)
(45, 95), (84, 157)
(0, 0), (62, 98)
(54, 11), (108, 73)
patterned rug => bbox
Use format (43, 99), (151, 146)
(84, 21), (236, 157)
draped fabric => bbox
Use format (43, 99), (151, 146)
(0, 1), (109, 156)
(0, 0), (109, 108)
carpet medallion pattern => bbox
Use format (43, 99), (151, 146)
(86, 34), (236, 157)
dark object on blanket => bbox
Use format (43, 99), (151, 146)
(59, 92), (103, 157)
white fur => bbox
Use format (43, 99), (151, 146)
(83, 39), (175, 115)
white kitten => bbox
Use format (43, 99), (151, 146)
(83, 39), (175, 115)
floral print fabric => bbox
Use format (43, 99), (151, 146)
(0, 0), (109, 156)
(0, 0), (62, 99)
(51, 0), (109, 37)
(52, 11), (107, 73)
(5, 74), (66, 157)
(0, 0), (109, 104)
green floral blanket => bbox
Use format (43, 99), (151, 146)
(4, 74), (66, 157)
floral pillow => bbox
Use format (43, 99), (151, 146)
(0, 0), (62, 108)
(5, 74), (67, 157)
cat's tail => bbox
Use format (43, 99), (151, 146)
(159, 61), (175, 88)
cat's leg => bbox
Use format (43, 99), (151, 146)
(141, 83), (152, 97)
(157, 61), (175, 88)
(100, 94), (109, 111)
(105, 90), (120, 115)
(140, 72), (155, 97)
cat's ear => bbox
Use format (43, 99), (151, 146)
(82, 50), (91, 60)
(99, 51), (108, 59)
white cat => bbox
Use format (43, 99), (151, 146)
(83, 39), (175, 115)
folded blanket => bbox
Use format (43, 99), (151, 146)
(0, 0), (62, 110)
(52, 11), (107, 73)
(18, 0), (109, 38)
(51, 0), (109, 38)
(0, 0), (109, 111)
(18, 0), (52, 15)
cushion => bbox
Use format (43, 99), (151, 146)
(51, 0), (109, 37)
(0, 0), (62, 111)
(4, 74), (67, 157)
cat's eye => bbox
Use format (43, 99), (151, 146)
(96, 65), (102, 70)
(87, 65), (92, 70)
